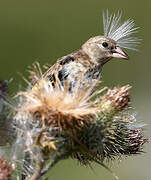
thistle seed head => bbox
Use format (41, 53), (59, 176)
(99, 85), (131, 114)
(103, 10), (140, 50)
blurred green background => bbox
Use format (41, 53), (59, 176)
(0, 0), (151, 179)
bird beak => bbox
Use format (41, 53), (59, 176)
(112, 46), (129, 60)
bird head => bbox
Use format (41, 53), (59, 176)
(82, 10), (140, 66)
(82, 36), (129, 65)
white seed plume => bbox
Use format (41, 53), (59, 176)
(103, 10), (140, 50)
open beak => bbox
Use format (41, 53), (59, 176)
(112, 46), (129, 60)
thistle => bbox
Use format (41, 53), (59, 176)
(11, 62), (149, 180)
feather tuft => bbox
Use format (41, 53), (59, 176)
(103, 10), (140, 50)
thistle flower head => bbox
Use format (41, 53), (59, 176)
(103, 10), (140, 50)
(99, 85), (131, 114)
(13, 67), (101, 178)
(17, 76), (99, 131)
(12, 61), (149, 179)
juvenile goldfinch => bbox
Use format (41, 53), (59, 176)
(42, 11), (139, 90)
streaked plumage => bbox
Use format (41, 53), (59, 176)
(41, 11), (139, 91)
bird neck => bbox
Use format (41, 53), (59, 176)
(74, 49), (103, 79)
(99, 57), (111, 66)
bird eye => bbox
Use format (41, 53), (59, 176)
(102, 42), (108, 48)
